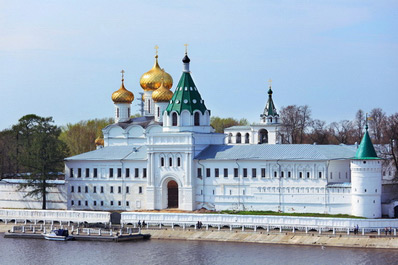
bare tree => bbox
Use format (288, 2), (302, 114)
(279, 105), (312, 144)
(354, 109), (365, 144)
(330, 120), (355, 144)
(308, 119), (330, 144)
(369, 108), (387, 144)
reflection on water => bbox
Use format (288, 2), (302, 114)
(1, 236), (398, 265)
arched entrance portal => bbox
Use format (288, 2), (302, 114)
(167, 180), (179, 208)
(258, 129), (268, 144)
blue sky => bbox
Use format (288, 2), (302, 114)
(0, 0), (397, 130)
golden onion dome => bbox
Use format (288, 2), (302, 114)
(112, 79), (134, 104)
(94, 137), (104, 146)
(152, 81), (174, 102)
(140, 55), (173, 91)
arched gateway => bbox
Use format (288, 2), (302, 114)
(167, 180), (179, 208)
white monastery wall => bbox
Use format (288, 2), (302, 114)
(0, 180), (66, 210)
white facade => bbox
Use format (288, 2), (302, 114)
(62, 52), (388, 218)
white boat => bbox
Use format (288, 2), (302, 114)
(43, 229), (74, 241)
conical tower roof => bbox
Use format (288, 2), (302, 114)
(354, 125), (378, 159)
(165, 53), (208, 114)
(264, 87), (277, 116)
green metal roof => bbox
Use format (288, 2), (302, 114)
(165, 72), (208, 114)
(264, 88), (277, 116)
(354, 129), (378, 159)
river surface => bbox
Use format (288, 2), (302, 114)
(1, 236), (398, 265)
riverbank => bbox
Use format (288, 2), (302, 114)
(144, 228), (398, 249)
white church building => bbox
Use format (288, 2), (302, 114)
(64, 49), (386, 218)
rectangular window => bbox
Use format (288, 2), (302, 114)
(85, 168), (89, 178)
(307, 172), (310, 178)
(101, 201), (104, 206)
(215, 168), (219, 178)
(234, 168), (238, 178)
(330, 172), (333, 179)
(126, 201), (129, 207)
(139, 186), (143, 194)
(110, 186), (114, 193)
(70, 168), (74, 178)
(135, 168), (139, 178)
(118, 201), (121, 206)
(93, 186), (97, 193)
(243, 168), (248, 178)
(143, 168), (147, 178)
(78, 200), (81, 206)
(288, 171), (291, 178)
(206, 168), (211, 178)
(274, 171), (277, 178)
(118, 186), (121, 193)
(299, 172), (303, 178)
(126, 186), (129, 194)
(100, 186), (104, 193)
(197, 168), (202, 178)
(78, 168), (82, 178)
(126, 168), (130, 178)
(319, 172), (322, 178)
(71, 200), (74, 206)
(71, 186), (74, 193)
(261, 168), (266, 178)
(85, 186), (88, 193)
(94, 201), (97, 206)
(117, 168), (122, 178)
(85, 201), (88, 206)
(281, 171), (284, 178)
(78, 186), (81, 193)
(93, 168), (98, 178)
(252, 168), (257, 178)
(110, 201), (114, 206)
(224, 168), (228, 178)
(109, 168), (113, 178)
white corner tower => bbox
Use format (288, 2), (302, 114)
(111, 70), (134, 123)
(350, 122), (382, 218)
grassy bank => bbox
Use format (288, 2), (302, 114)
(206, 210), (365, 219)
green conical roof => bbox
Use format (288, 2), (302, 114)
(264, 88), (277, 116)
(165, 72), (208, 114)
(354, 129), (378, 159)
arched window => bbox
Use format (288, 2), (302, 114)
(161, 157), (164, 167)
(236, 133), (241, 144)
(128, 108), (130, 118)
(177, 157), (181, 167)
(194, 112), (200, 126)
(245, 133), (250, 143)
(169, 157), (173, 167)
(148, 100), (151, 113)
(258, 129), (268, 144)
(172, 113), (178, 126)
(228, 133), (232, 143)
(116, 108), (120, 118)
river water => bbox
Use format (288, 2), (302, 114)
(1, 236), (397, 265)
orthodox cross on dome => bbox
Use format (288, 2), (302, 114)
(268, 78), (272, 88)
(184, 43), (188, 54)
(154, 45), (159, 56)
(121, 69), (125, 82)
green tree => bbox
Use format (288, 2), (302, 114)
(60, 118), (113, 156)
(210, 116), (249, 133)
(13, 114), (68, 209)
(0, 129), (18, 178)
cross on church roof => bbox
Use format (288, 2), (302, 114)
(154, 45), (159, 56)
(268, 78), (272, 88)
(184, 43), (188, 54)
(121, 69), (125, 81)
